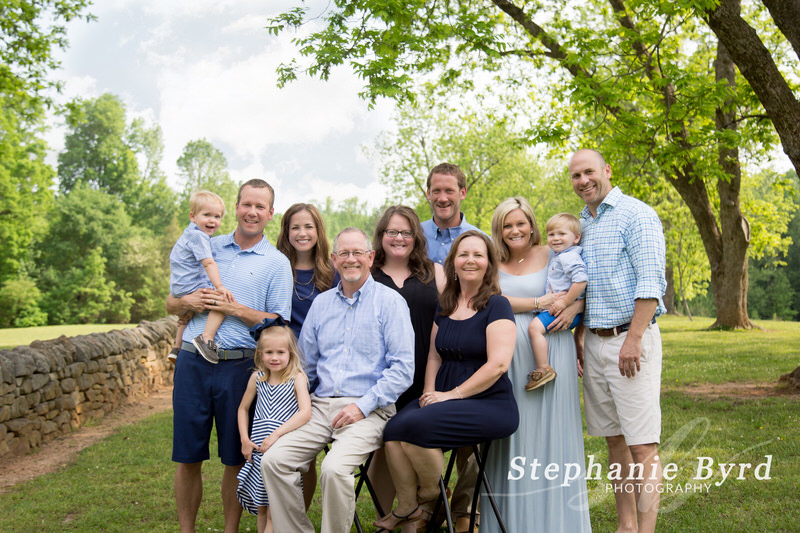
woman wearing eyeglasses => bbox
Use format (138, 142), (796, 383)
(366, 205), (444, 529)
(372, 205), (445, 410)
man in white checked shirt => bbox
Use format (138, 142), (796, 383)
(570, 149), (666, 533)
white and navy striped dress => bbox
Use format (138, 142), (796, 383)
(236, 373), (299, 515)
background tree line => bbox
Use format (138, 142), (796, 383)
(2, 0), (799, 328)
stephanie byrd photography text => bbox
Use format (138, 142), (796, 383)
(507, 455), (774, 489)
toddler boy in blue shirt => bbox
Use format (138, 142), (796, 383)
(168, 191), (233, 364)
(526, 213), (587, 390)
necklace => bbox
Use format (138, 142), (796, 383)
(294, 271), (316, 301)
(295, 272), (315, 286)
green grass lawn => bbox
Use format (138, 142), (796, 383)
(1, 315), (798, 531)
(0, 323), (137, 350)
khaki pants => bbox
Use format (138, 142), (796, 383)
(261, 396), (394, 533)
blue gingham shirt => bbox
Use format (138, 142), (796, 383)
(421, 213), (483, 264)
(169, 222), (214, 297)
(183, 231), (292, 349)
(579, 187), (666, 328)
(299, 275), (414, 416)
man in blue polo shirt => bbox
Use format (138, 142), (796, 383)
(570, 149), (666, 533)
(421, 162), (482, 264)
(166, 179), (292, 533)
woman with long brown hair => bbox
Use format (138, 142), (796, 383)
(275, 202), (337, 509)
(276, 203), (336, 339)
(374, 230), (519, 531)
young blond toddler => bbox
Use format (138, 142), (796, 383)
(168, 190), (233, 364)
(526, 213), (587, 390)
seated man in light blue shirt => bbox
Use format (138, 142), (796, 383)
(421, 162), (482, 264)
(261, 227), (414, 533)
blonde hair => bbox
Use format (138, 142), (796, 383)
(545, 213), (581, 236)
(490, 197), (541, 263)
(190, 190), (225, 217)
(254, 326), (305, 383)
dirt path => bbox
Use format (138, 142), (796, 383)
(0, 386), (173, 494)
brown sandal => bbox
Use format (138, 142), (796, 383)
(374, 505), (424, 531)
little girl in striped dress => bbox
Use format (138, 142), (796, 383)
(237, 319), (311, 533)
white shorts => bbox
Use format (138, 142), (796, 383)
(583, 323), (662, 445)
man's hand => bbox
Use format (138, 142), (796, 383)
(166, 289), (210, 315)
(619, 334), (642, 378)
(331, 403), (365, 429)
(202, 289), (238, 316)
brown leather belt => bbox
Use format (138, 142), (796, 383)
(588, 318), (655, 337)
(588, 324), (632, 337)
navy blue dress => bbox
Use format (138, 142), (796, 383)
(383, 294), (519, 448)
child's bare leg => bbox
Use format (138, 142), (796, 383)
(202, 310), (225, 343)
(528, 317), (550, 370)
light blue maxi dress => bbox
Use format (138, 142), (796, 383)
(481, 266), (592, 533)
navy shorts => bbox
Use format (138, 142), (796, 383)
(172, 349), (254, 465)
(537, 311), (582, 332)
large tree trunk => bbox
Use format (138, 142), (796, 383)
(711, 38), (753, 329)
(664, 265), (676, 314)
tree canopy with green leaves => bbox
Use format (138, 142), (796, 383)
(269, 0), (800, 328)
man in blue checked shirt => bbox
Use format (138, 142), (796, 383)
(166, 179), (292, 533)
(570, 149), (666, 533)
(261, 227), (414, 533)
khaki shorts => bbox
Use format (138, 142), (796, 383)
(583, 323), (662, 446)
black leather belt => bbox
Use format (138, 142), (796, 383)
(588, 318), (656, 337)
(180, 341), (255, 360)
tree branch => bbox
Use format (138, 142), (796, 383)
(760, 0), (800, 60)
(705, 0), (800, 174)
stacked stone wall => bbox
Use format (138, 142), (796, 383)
(0, 318), (176, 458)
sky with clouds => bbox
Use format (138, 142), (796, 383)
(46, 0), (397, 212)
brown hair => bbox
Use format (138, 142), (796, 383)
(439, 230), (501, 316)
(254, 326), (305, 384)
(189, 190), (225, 217)
(426, 162), (467, 190)
(372, 205), (435, 284)
(276, 203), (334, 292)
(237, 179), (275, 208)
(545, 212), (582, 236)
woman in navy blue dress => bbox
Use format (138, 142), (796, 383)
(375, 230), (519, 531)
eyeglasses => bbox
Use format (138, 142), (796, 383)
(384, 229), (413, 239)
(335, 250), (371, 258)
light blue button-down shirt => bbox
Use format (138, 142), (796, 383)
(299, 275), (414, 416)
(169, 222), (214, 297)
(421, 213), (483, 264)
(546, 245), (587, 294)
(183, 231), (292, 349)
(579, 187), (666, 329)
